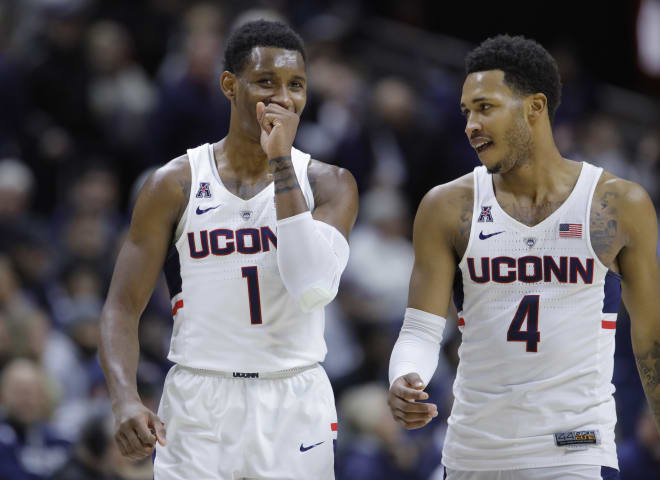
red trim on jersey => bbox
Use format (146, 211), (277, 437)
(602, 320), (616, 330)
(331, 422), (338, 431)
(458, 317), (465, 327)
(172, 300), (184, 316)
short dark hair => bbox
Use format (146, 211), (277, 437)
(223, 20), (306, 74)
(465, 35), (562, 123)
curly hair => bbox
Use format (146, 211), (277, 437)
(465, 35), (562, 123)
(223, 20), (306, 75)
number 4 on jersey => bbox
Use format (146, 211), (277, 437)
(507, 295), (540, 352)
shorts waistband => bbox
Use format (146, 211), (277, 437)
(177, 363), (318, 379)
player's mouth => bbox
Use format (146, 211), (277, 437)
(470, 136), (493, 153)
(473, 140), (494, 153)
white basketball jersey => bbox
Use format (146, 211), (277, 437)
(163, 144), (327, 372)
(442, 163), (620, 471)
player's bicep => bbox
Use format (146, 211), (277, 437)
(407, 192), (457, 317)
(309, 163), (358, 240)
(618, 185), (660, 344)
(105, 172), (184, 316)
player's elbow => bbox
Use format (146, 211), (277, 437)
(282, 271), (340, 312)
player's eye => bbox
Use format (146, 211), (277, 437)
(480, 103), (492, 111)
(259, 79), (274, 86)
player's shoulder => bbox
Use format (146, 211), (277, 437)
(134, 154), (191, 224)
(142, 154), (190, 196)
(595, 168), (654, 212)
(308, 158), (356, 186)
(419, 171), (474, 216)
(307, 158), (358, 200)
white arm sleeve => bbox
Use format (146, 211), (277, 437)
(388, 308), (446, 388)
(277, 211), (350, 312)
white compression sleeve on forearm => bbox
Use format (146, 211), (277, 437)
(389, 308), (446, 388)
(277, 211), (349, 312)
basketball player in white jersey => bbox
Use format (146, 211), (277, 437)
(99, 20), (358, 479)
(388, 35), (660, 480)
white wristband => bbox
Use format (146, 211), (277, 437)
(388, 307), (446, 388)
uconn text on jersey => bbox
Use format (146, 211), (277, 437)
(467, 256), (594, 284)
(187, 227), (277, 258)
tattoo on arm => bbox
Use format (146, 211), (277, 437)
(269, 156), (301, 194)
(635, 341), (660, 426)
(590, 189), (620, 265)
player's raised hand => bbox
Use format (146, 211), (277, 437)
(256, 101), (299, 159)
(113, 400), (166, 460)
(388, 372), (438, 430)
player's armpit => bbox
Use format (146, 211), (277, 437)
(617, 182), (660, 431)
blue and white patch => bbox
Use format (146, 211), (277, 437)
(478, 205), (493, 222)
(196, 182), (212, 198)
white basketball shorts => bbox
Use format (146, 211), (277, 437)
(154, 363), (337, 479)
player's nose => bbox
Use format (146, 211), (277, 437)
(465, 115), (482, 138)
(269, 85), (294, 111)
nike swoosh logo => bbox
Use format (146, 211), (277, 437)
(479, 230), (505, 240)
(299, 441), (324, 452)
(196, 205), (221, 215)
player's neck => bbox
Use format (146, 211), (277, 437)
(217, 132), (269, 178)
(494, 144), (576, 202)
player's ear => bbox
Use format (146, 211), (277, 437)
(221, 71), (237, 102)
(527, 93), (547, 123)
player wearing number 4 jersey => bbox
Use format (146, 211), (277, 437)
(99, 20), (357, 479)
(388, 35), (660, 480)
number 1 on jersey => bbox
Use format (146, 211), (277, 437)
(507, 294), (540, 352)
(241, 266), (262, 325)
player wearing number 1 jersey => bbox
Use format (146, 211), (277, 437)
(388, 35), (660, 480)
(99, 20), (357, 479)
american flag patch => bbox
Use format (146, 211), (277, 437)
(559, 223), (582, 238)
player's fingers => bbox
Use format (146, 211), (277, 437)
(402, 418), (432, 430)
(122, 425), (151, 458)
(261, 112), (285, 129)
(391, 397), (438, 415)
(150, 415), (167, 446)
(135, 424), (156, 447)
(256, 102), (265, 122)
(115, 431), (129, 457)
(392, 384), (429, 402)
(392, 409), (435, 424)
(392, 410), (433, 430)
(403, 372), (425, 390)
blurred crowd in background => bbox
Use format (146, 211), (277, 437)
(0, 0), (659, 479)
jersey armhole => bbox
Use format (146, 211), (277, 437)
(173, 153), (196, 246)
(457, 169), (479, 267)
(585, 165), (610, 272)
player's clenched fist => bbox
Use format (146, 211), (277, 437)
(113, 401), (166, 460)
(256, 101), (300, 159)
(388, 372), (438, 430)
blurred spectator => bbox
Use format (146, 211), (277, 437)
(619, 406), (660, 478)
(149, 2), (230, 164)
(576, 114), (630, 179)
(341, 186), (413, 324)
(336, 383), (442, 480)
(51, 414), (113, 480)
(0, 358), (69, 479)
(0, 254), (34, 320)
(86, 20), (156, 180)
